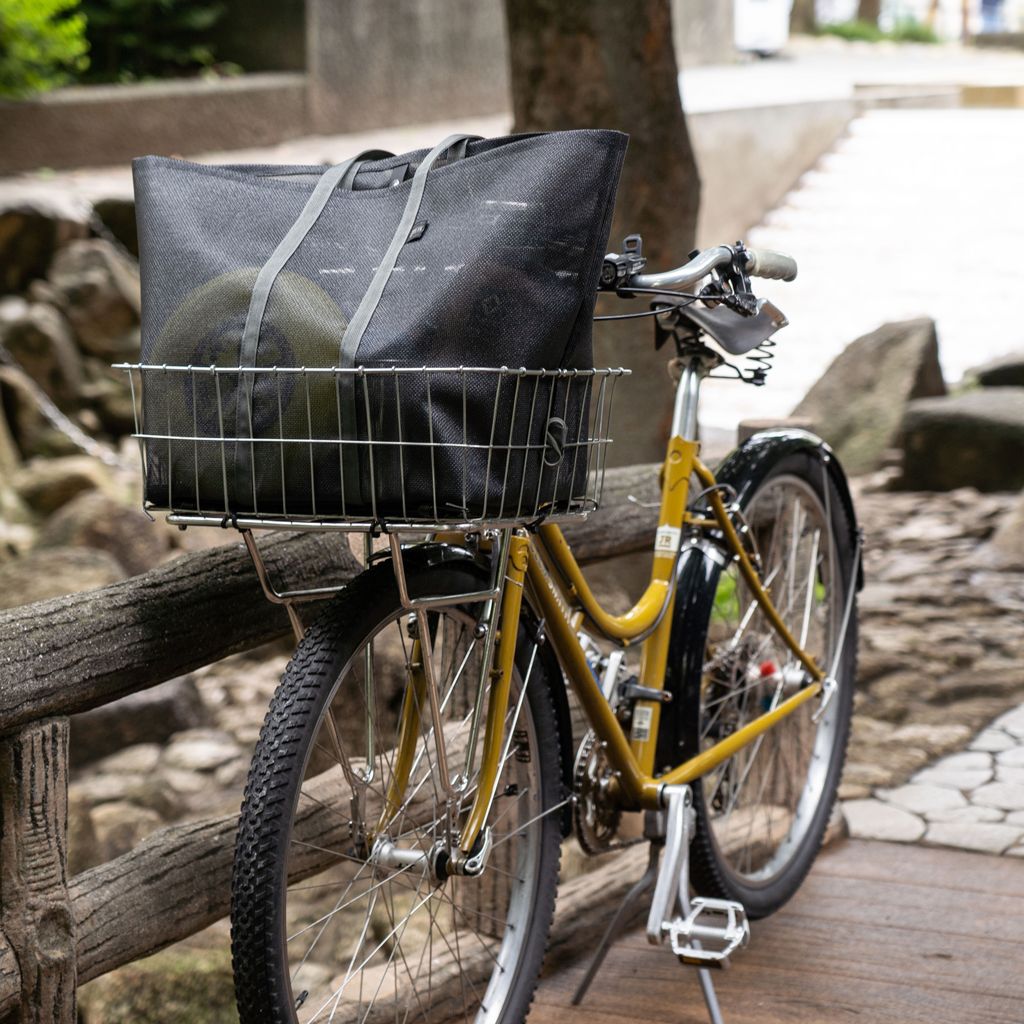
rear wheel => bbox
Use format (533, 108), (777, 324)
(679, 450), (857, 919)
(231, 552), (564, 1024)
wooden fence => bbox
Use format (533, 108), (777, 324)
(0, 463), (661, 1022)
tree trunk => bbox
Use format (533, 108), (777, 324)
(503, 0), (702, 465)
(790, 0), (817, 34)
(857, 0), (882, 25)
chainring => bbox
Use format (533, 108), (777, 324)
(572, 729), (624, 855)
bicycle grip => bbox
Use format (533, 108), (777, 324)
(744, 248), (798, 282)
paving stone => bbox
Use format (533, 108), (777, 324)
(911, 767), (993, 791)
(972, 781), (1024, 811)
(993, 706), (1024, 739)
(924, 822), (1024, 855)
(996, 746), (1024, 767)
(878, 783), (967, 815)
(842, 799), (925, 843)
(929, 750), (993, 772)
(969, 729), (1017, 753)
(924, 805), (1005, 824)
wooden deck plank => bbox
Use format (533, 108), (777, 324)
(530, 839), (1024, 1024)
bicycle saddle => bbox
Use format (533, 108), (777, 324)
(680, 298), (788, 356)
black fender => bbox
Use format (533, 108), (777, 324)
(378, 540), (576, 837)
(713, 428), (862, 590)
(653, 428), (861, 772)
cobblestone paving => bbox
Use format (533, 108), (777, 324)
(841, 482), (1024, 858)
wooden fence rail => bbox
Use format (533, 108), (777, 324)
(0, 462), (661, 1022)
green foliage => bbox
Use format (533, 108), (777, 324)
(80, 0), (226, 83)
(712, 572), (740, 625)
(0, 0), (89, 98)
(818, 19), (886, 42)
(887, 18), (939, 43)
(818, 17), (938, 44)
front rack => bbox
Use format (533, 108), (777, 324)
(117, 364), (629, 533)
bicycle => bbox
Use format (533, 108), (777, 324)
(153, 239), (860, 1024)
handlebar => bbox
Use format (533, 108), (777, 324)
(615, 244), (798, 291)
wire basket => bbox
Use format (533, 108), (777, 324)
(117, 364), (629, 531)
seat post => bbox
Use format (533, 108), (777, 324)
(670, 356), (707, 442)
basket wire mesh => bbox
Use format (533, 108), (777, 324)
(117, 364), (629, 531)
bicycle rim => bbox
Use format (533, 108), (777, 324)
(698, 472), (844, 885)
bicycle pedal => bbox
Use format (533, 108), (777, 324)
(666, 897), (750, 967)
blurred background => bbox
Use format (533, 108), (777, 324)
(1, 1), (1023, 1021)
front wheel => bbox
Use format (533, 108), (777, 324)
(230, 550), (564, 1024)
(677, 448), (857, 919)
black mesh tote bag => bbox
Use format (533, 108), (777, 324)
(132, 130), (627, 522)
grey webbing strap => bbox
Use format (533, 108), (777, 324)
(233, 148), (391, 507)
(338, 133), (481, 371)
(335, 133), (480, 508)
(238, 149), (391, 382)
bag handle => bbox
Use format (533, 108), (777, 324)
(338, 133), (480, 371)
(233, 147), (390, 506)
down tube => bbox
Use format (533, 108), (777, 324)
(525, 550), (647, 808)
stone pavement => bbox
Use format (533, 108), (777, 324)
(840, 481), (1024, 859)
(844, 706), (1024, 856)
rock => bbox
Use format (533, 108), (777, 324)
(923, 805), (1004, 824)
(44, 238), (141, 359)
(38, 490), (171, 575)
(68, 788), (100, 875)
(967, 351), (1024, 388)
(77, 946), (237, 1024)
(0, 546), (124, 609)
(888, 722), (972, 755)
(94, 743), (163, 775)
(1008, 845), (1024, 857)
(0, 364), (79, 459)
(878, 783), (967, 815)
(162, 730), (239, 773)
(792, 318), (945, 474)
(90, 801), (164, 861)
(972, 781), (1024, 811)
(912, 766), (992, 791)
(924, 821), (1024, 854)
(970, 728), (1017, 753)
(1007, 809), (1024, 826)
(995, 705), (1024, 738)
(986, 491), (1024, 570)
(0, 203), (87, 294)
(70, 676), (208, 766)
(997, 746), (1024, 767)
(92, 197), (139, 258)
(997, 767), (1024, 785)
(898, 388), (1024, 492)
(0, 296), (83, 407)
(12, 454), (111, 513)
(842, 799), (925, 842)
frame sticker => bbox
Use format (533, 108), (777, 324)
(655, 525), (681, 555)
(631, 705), (653, 743)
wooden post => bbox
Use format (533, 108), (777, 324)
(0, 718), (76, 1023)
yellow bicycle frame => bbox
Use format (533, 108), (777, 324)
(385, 431), (826, 855)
